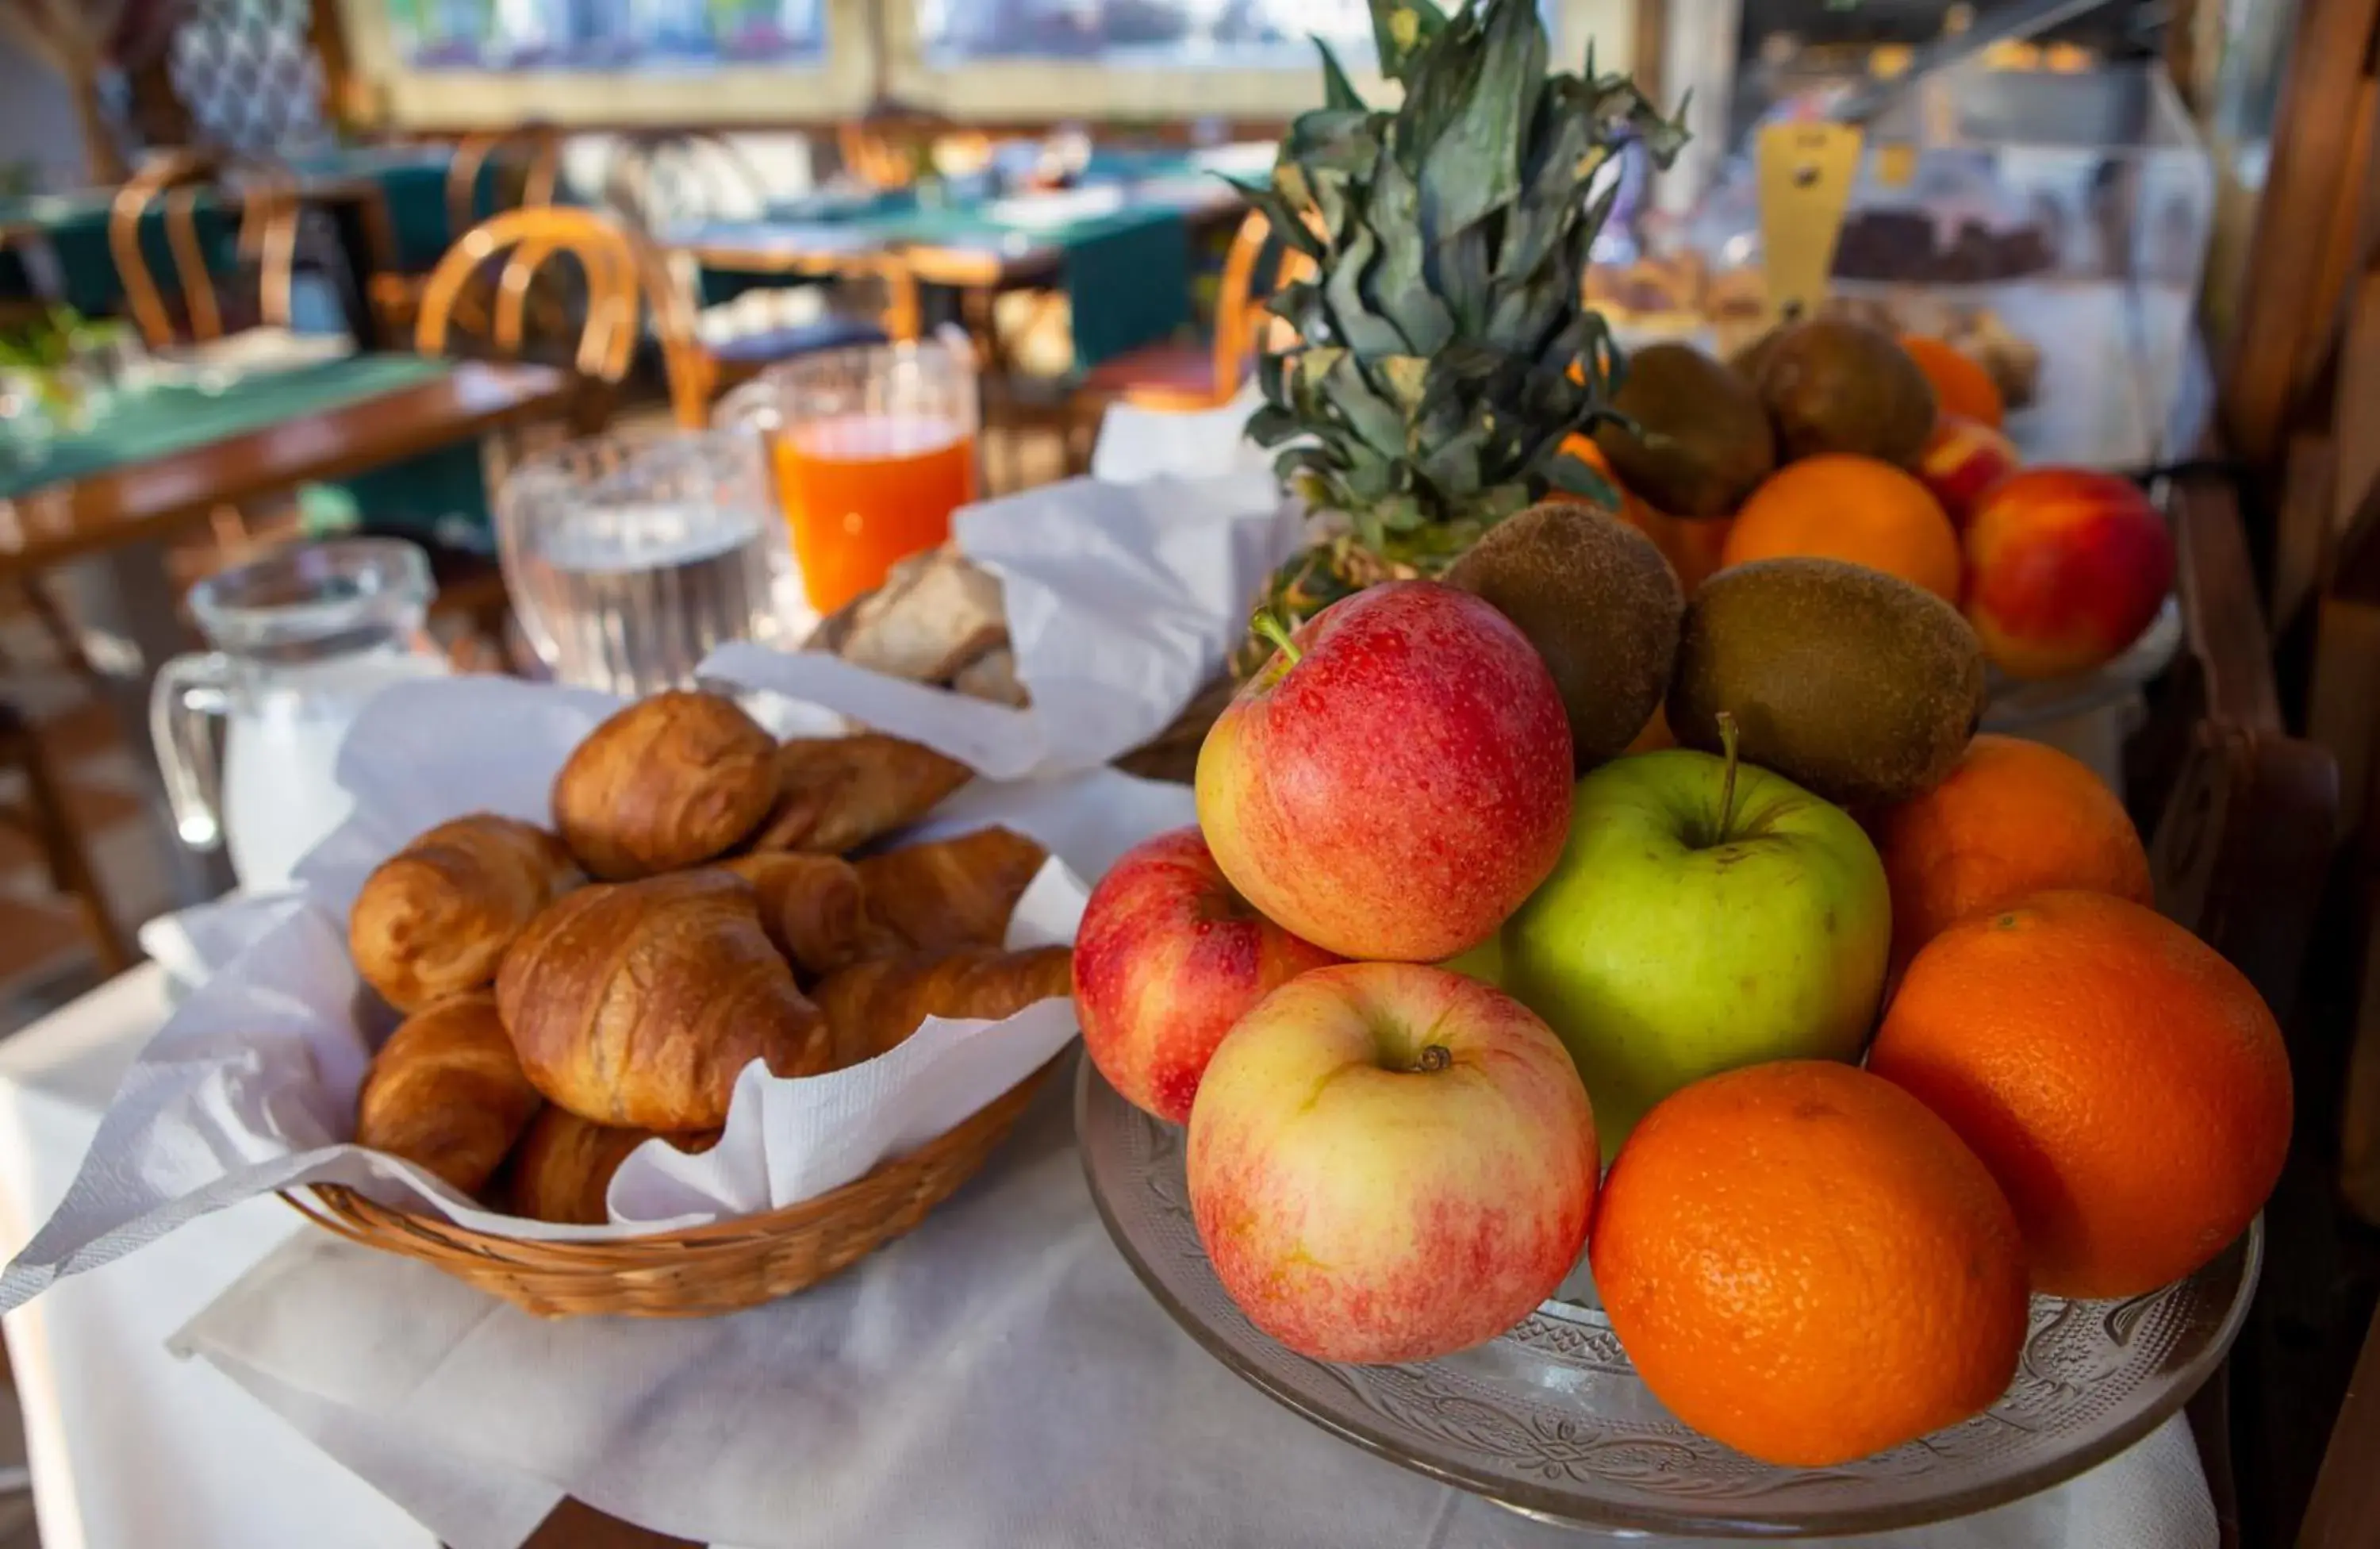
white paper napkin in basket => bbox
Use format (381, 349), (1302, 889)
(703, 470), (1302, 782)
(0, 675), (1195, 1313)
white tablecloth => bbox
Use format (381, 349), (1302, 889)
(0, 970), (2220, 1549)
(0, 967), (432, 1549)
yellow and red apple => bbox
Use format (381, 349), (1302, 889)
(1187, 962), (1597, 1364)
(1073, 827), (1342, 1124)
(1195, 581), (1573, 961)
(1964, 468), (2175, 679)
(1917, 415), (2019, 530)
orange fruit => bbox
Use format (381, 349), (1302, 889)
(1563, 434), (1732, 596)
(1592, 1060), (2028, 1466)
(1869, 734), (2151, 970)
(1722, 455), (1964, 602)
(1870, 891), (2291, 1299)
(1901, 335), (2006, 428)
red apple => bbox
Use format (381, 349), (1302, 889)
(1917, 415), (2019, 530)
(1195, 581), (1572, 961)
(1073, 827), (1343, 1124)
(1964, 469), (2175, 679)
(1188, 962), (1597, 1363)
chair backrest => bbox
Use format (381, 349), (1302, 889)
(1210, 209), (1316, 395)
(603, 130), (770, 232)
(109, 148), (298, 348)
(447, 125), (562, 241)
(415, 206), (712, 427)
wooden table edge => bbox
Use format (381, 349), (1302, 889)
(0, 359), (576, 582)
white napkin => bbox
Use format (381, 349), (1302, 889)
(1088, 382), (1271, 483)
(0, 675), (1192, 1311)
(701, 471), (1302, 782)
(169, 1080), (2219, 1549)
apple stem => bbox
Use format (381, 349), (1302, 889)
(1251, 609), (1303, 667)
(1716, 710), (1741, 844)
(1411, 1044), (1452, 1074)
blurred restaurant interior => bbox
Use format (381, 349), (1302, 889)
(0, 0), (2376, 1547)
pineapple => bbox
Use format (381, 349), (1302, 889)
(1231, 0), (1683, 677)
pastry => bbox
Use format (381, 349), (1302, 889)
(502, 1108), (717, 1226)
(714, 851), (880, 977)
(855, 826), (1047, 955)
(950, 646), (1029, 707)
(551, 691), (779, 879)
(349, 813), (581, 1012)
(834, 549), (1008, 684)
(496, 871), (831, 1129)
(747, 733), (973, 855)
(812, 945), (1073, 1068)
(355, 990), (543, 1195)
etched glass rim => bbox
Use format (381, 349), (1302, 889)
(1076, 1058), (2262, 1539)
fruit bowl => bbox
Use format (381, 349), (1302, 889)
(1078, 1060), (2259, 1539)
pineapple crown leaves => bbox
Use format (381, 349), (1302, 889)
(1239, 0), (1685, 557)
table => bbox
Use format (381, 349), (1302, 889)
(0, 356), (571, 903)
(0, 967), (432, 1549)
(0, 959), (2220, 1549)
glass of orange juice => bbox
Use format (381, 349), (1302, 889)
(745, 337), (981, 615)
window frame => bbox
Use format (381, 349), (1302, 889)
(338, 0), (877, 130)
(340, 0), (1654, 131)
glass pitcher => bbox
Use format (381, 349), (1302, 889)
(150, 539), (449, 892)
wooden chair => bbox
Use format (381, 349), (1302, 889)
(370, 124), (562, 338)
(417, 206), (712, 429)
(1075, 209), (1299, 413)
(108, 148), (300, 348)
(0, 702), (129, 978)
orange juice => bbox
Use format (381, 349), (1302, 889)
(770, 414), (978, 613)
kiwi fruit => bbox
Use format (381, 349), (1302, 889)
(1594, 343), (1777, 517)
(1666, 557), (1985, 807)
(1445, 502), (1683, 773)
(1745, 318), (1937, 467)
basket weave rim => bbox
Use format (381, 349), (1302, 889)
(285, 1055), (1062, 1263)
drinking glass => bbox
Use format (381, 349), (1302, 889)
(496, 428), (784, 697)
(729, 337), (981, 614)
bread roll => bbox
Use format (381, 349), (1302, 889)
(812, 945), (1073, 1068)
(502, 1109), (717, 1226)
(349, 813), (580, 1012)
(747, 733), (972, 855)
(855, 826), (1046, 955)
(355, 991), (542, 1194)
(713, 852), (881, 977)
(496, 871), (830, 1129)
(551, 691), (778, 879)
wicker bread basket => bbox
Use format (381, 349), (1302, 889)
(285, 1056), (1059, 1319)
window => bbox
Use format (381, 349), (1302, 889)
(914, 0), (1377, 68)
(388, 0), (827, 72)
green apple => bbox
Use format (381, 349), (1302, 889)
(1502, 736), (1890, 1159)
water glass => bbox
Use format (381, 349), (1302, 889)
(496, 429), (784, 697)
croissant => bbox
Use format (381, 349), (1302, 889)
(349, 814), (581, 1012)
(502, 1108), (718, 1226)
(713, 853), (881, 977)
(855, 826), (1047, 955)
(746, 733), (973, 855)
(812, 945), (1073, 1068)
(496, 871), (832, 1129)
(551, 691), (779, 879)
(355, 991), (543, 1195)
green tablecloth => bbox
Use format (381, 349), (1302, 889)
(0, 352), (454, 499)
(699, 198), (1192, 367)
